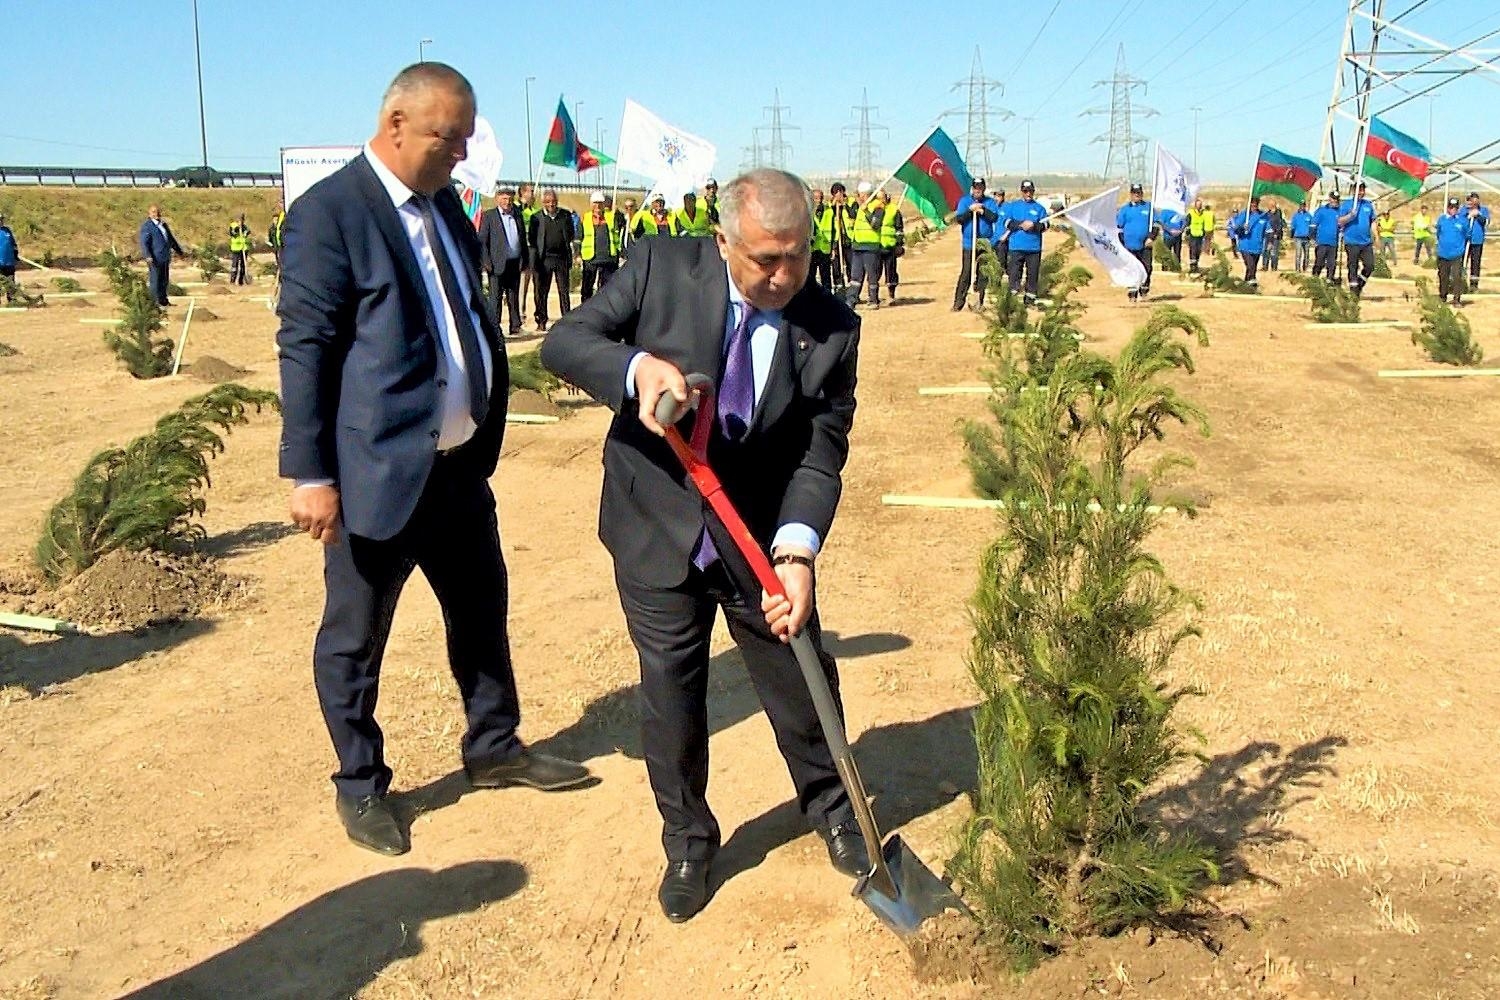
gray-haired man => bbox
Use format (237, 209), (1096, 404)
(541, 168), (868, 924)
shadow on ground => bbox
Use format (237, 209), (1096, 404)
(202, 520), (299, 558)
(0, 618), (215, 694)
(118, 860), (527, 1000)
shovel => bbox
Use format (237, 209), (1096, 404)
(654, 373), (970, 937)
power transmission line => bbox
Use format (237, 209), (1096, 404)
(760, 88), (799, 170)
(1081, 44), (1158, 182)
(941, 47), (1013, 178)
(842, 87), (888, 181)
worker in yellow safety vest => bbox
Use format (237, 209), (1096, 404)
(578, 190), (624, 301)
(632, 194), (677, 240)
(228, 213), (253, 285)
(674, 192), (713, 237)
(1377, 210), (1397, 262)
(1186, 198), (1214, 274)
(1411, 205), (1433, 263)
(877, 191), (905, 302)
(847, 180), (884, 308)
(811, 188), (833, 292)
(268, 207), (285, 270)
(517, 182), (539, 317)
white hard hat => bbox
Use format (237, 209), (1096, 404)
(856, 181), (874, 194)
(589, 190), (606, 203)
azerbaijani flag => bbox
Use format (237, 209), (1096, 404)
(456, 183), (482, 232)
(893, 127), (971, 229)
(1363, 116), (1429, 196)
(542, 97), (615, 173)
(1250, 144), (1322, 204)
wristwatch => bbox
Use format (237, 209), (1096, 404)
(771, 553), (815, 570)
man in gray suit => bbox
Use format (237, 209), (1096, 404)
(541, 168), (866, 923)
(276, 62), (588, 857)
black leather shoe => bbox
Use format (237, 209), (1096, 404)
(465, 749), (591, 791)
(822, 822), (871, 879)
(335, 793), (409, 856)
(658, 860), (712, 923)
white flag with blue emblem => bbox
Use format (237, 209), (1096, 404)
(616, 99), (717, 203)
(1151, 144), (1200, 217)
(1062, 186), (1148, 288)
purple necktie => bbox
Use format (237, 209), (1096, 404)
(693, 303), (758, 571)
(718, 303), (757, 441)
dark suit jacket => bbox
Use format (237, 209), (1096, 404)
(540, 237), (859, 589)
(138, 219), (184, 265)
(275, 154), (510, 541)
(478, 205), (529, 275)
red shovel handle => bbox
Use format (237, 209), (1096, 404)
(655, 373), (785, 600)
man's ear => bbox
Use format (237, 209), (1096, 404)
(715, 233), (731, 262)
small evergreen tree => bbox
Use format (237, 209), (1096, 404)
(195, 245), (225, 282)
(0, 275), (43, 307)
(35, 384), (280, 582)
(1371, 253), (1393, 279)
(1412, 277), (1484, 366)
(1285, 273), (1361, 323)
(1152, 238), (1182, 273)
(102, 266), (174, 378)
(1037, 234), (1082, 299)
(1199, 250), (1257, 294)
(509, 348), (562, 396)
(52, 276), (84, 293)
(953, 306), (1218, 969)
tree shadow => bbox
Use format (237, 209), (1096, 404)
(201, 520), (299, 558)
(0, 618), (215, 694)
(118, 860), (527, 1000)
(884, 296), (936, 307)
(712, 705), (977, 891)
(1140, 734), (1348, 883)
(393, 631), (914, 824)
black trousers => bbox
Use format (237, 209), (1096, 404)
(0, 264), (14, 302)
(952, 243), (987, 308)
(1345, 243), (1375, 291)
(1187, 234), (1205, 270)
(1312, 244), (1338, 280)
(229, 250), (250, 285)
(1241, 250), (1260, 283)
(313, 455), (521, 798)
(1165, 234), (1183, 264)
(147, 260), (171, 305)
(533, 255), (571, 325)
(485, 261), (522, 335)
(1437, 255), (1466, 301)
(811, 250), (831, 292)
(882, 249), (899, 293)
(581, 259), (618, 301)
(1469, 243), (1485, 285)
(1129, 246), (1153, 293)
(1007, 249), (1042, 299)
(614, 559), (852, 862)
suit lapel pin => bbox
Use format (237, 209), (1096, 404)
(798, 338), (808, 351)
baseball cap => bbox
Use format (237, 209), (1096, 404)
(589, 191), (605, 203)
(1449, 196), (1461, 207)
(1327, 190), (1340, 200)
(705, 177), (718, 186)
(1020, 179), (1035, 191)
(1356, 181), (1367, 190)
(1467, 191), (1480, 199)
(857, 180), (873, 194)
(651, 193), (665, 203)
(971, 177), (986, 187)
(1129, 182), (1143, 194)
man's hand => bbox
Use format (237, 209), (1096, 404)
(291, 484), (341, 545)
(1021, 220), (1035, 231)
(633, 354), (689, 436)
(761, 547), (815, 642)
(970, 203), (984, 214)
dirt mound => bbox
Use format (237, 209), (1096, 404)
(187, 355), (248, 383)
(0, 562), (42, 596)
(909, 911), (1005, 986)
(508, 388), (561, 416)
(0, 342), (17, 358)
(204, 285), (231, 296)
(190, 308), (220, 321)
(25, 549), (244, 631)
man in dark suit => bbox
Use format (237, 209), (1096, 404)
(478, 185), (528, 336)
(541, 168), (865, 923)
(527, 189), (574, 332)
(138, 204), (186, 306)
(276, 62), (589, 858)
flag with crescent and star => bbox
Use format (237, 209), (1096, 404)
(1363, 116), (1430, 197)
(1250, 144), (1322, 205)
(893, 127), (972, 229)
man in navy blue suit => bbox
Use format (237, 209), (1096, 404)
(137, 204), (186, 306)
(276, 62), (589, 857)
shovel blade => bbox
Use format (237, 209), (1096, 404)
(854, 834), (972, 937)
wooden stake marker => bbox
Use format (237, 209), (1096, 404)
(78, 318), (117, 325)
(1377, 368), (1500, 379)
(1303, 320), (1413, 329)
(0, 611), (87, 634)
(45, 291), (96, 299)
(506, 413), (560, 424)
(919, 386), (991, 396)
(880, 493), (1181, 514)
(0, 307), (29, 315)
(1203, 293), (1304, 302)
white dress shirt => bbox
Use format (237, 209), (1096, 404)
(364, 143), (494, 452)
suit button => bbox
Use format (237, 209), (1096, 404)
(437, 378), (448, 388)
(430, 430), (440, 439)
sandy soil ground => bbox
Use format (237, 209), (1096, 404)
(1, 236), (1498, 999)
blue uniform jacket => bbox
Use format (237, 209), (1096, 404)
(955, 194), (999, 248)
(1468, 204), (1490, 245)
(1339, 198), (1376, 246)
(1434, 213), (1473, 260)
(1005, 198), (1049, 253)
(1116, 201), (1154, 250)
(1311, 205), (1341, 246)
(1290, 210), (1313, 239)
(1154, 209), (1186, 239)
(1230, 209), (1269, 256)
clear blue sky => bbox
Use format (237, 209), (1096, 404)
(3, 0), (1494, 184)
